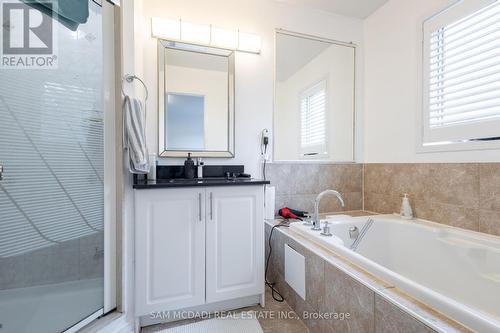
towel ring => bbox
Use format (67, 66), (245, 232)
(121, 74), (148, 101)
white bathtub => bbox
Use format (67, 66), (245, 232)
(289, 214), (500, 333)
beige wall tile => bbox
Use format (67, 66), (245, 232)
(479, 210), (500, 236)
(364, 192), (399, 214)
(268, 163), (363, 214)
(374, 295), (436, 333)
(479, 163), (500, 211)
(344, 192), (363, 211)
(364, 163), (393, 194)
(427, 164), (479, 208)
(323, 263), (375, 333)
(412, 200), (479, 231)
(363, 163), (500, 235)
(304, 248), (325, 312)
(271, 162), (500, 236)
(364, 163), (479, 207)
(275, 192), (362, 214)
(265, 223), (285, 282)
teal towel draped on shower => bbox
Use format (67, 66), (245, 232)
(22, 0), (89, 31)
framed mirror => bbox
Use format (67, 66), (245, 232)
(158, 40), (235, 157)
(274, 30), (355, 162)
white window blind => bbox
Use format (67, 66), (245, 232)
(422, 0), (500, 144)
(300, 80), (327, 156)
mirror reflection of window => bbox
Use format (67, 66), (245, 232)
(300, 80), (327, 157)
(274, 31), (355, 162)
(166, 93), (205, 150)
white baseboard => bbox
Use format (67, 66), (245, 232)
(79, 312), (135, 333)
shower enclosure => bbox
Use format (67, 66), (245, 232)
(0, 1), (112, 332)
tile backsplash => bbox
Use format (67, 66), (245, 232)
(364, 163), (500, 236)
(268, 162), (500, 237)
(267, 163), (363, 214)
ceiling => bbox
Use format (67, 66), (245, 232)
(273, 0), (389, 18)
(276, 33), (331, 82)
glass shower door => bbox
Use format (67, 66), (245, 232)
(0, 1), (105, 332)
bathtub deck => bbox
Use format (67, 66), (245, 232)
(266, 210), (472, 333)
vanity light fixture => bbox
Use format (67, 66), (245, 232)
(211, 26), (238, 49)
(151, 17), (180, 40)
(181, 21), (211, 45)
(151, 17), (261, 54)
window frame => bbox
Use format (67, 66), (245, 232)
(418, 0), (500, 153)
(298, 79), (329, 159)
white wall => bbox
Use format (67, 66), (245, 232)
(275, 44), (355, 161)
(363, 0), (500, 163)
(119, 0), (144, 330)
(135, 0), (364, 176)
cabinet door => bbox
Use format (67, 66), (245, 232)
(135, 188), (205, 316)
(206, 186), (264, 303)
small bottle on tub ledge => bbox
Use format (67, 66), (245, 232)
(400, 193), (413, 220)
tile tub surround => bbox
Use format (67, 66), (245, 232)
(363, 163), (500, 236)
(267, 163), (363, 214)
(265, 220), (471, 333)
(0, 232), (104, 290)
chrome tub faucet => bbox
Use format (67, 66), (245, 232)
(312, 189), (345, 231)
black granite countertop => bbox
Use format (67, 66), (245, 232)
(133, 177), (270, 189)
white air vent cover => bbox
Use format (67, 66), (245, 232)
(284, 243), (306, 300)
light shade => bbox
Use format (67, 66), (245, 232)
(151, 17), (180, 40)
(238, 32), (261, 53)
(211, 26), (238, 49)
(181, 21), (211, 45)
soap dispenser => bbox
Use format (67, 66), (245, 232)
(184, 153), (195, 179)
(400, 193), (413, 220)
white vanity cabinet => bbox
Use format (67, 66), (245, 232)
(134, 185), (264, 317)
